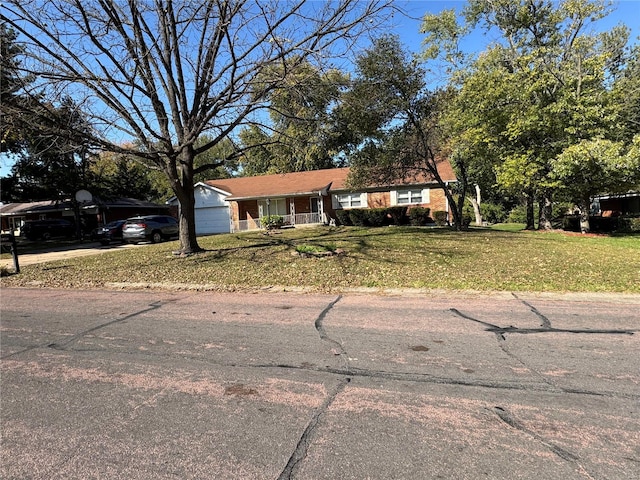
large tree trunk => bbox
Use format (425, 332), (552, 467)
(538, 194), (553, 230)
(470, 184), (482, 226)
(578, 198), (591, 233)
(172, 149), (202, 255)
(525, 192), (535, 230)
(446, 183), (465, 231)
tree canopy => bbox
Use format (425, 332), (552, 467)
(421, 0), (638, 230)
(339, 35), (466, 229)
(1, 0), (393, 253)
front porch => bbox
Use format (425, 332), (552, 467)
(232, 212), (326, 232)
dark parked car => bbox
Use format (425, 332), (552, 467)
(122, 215), (179, 244)
(22, 219), (75, 241)
(92, 220), (126, 245)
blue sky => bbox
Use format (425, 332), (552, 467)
(1, 0), (638, 177)
(395, 0), (639, 56)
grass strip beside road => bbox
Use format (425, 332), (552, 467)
(1, 226), (638, 293)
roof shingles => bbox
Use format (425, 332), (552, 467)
(206, 162), (455, 200)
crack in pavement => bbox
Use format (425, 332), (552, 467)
(491, 406), (597, 479)
(47, 301), (169, 351)
(277, 377), (350, 480)
(450, 308), (565, 393)
(449, 308), (635, 337)
(512, 293), (552, 329)
(314, 295), (350, 372)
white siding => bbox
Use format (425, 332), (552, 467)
(168, 183), (231, 234)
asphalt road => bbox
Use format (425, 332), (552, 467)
(1, 288), (639, 479)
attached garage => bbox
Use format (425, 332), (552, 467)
(194, 206), (230, 234)
(167, 183), (231, 235)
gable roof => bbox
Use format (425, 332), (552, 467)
(206, 161), (456, 200)
(206, 168), (350, 200)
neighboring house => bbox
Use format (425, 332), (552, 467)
(0, 198), (171, 236)
(168, 161), (457, 234)
(592, 192), (640, 216)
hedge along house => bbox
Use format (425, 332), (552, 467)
(190, 160), (456, 233)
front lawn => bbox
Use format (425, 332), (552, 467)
(1, 226), (638, 293)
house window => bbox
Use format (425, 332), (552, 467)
(334, 193), (366, 209)
(258, 198), (287, 217)
(394, 188), (429, 205)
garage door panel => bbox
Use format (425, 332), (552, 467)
(195, 207), (230, 234)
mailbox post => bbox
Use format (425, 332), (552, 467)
(1, 233), (20, 274)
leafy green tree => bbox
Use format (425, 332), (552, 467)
(238, 61), (348, 175)
(1, 0), (392, 254)
(0, 23), (34, 153)
(91, 151), (161, 201)
(192, 136), (238, 184)
(338, 35), (465, 229)
(422, 0), (631, 230)
(550, 137), (640, 232)
(8, 97), (97, 202)
(611, 44), (640, 144)
(237, 126), (275, 177)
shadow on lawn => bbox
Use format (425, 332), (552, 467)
(193, 226), (475, 271)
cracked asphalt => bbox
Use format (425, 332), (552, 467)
(1, 288), (638, 479)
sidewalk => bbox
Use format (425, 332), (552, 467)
(1, 242), (140, 268)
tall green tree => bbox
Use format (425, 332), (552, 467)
(91, 150), (161, 201)
(192, 136), (238, 184)
(8, 97), (97, 202)
(550, 137), (640, 232)
(611, 44), (640, 144)
(0, 23), (34, 153)
(422, 0), (631, 230)
(1, 0), (392, 254)
(340, 35), (466, 229)
(238, 61), (348, 175)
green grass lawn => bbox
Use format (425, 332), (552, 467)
(2, 225), (639, 293)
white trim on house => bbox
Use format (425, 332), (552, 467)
(332, 192), (367, 209)
(390, 188), (430, 206)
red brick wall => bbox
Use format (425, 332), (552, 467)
(368, 192), (389, 208)
(292, 197), (311, 214)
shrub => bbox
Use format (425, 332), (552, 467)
(409, 206), (431, 226)
(387, 206), (408, 225)
(433, 210), (448, 226)
(348, 209), (368, 226)
(507, 204), (528, 223)
(260, 215), (284, 230)
(366, 208), (389, 227)
(481, 202), (507, 224)
(619, 216), (640, 233)
(335, 210), (352, 226)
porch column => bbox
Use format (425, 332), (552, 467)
(318, 194), (325, 223)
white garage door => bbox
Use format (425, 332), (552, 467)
(195, 206), (230, 235)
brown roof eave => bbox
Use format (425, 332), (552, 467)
(227, 190), (327, 202)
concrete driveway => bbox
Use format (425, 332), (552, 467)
(1, 241), (143, 269)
